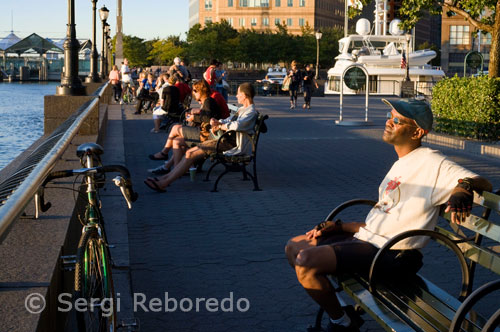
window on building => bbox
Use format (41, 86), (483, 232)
(228, 0), (233, 6)
(239, 18), (245, 27)
(275, 18), (281, 25)
(480, 32), (492, 45)
(299, 18), (305, 26)
(228, 18), (233, 26)
(299, 0), (305, 6)
(449, 53), (466, 63)
(287, 18), (292, 26)
(263, 17), (269, 26)
(240, 0), (269, 6)
(251, 18), (257, 26)
(450, 25), (470, 45)
(275, 0), (281, 6)
(205, 0), (212, 10)
(288, 0), (293, 6)
(205, 17), (212, 23)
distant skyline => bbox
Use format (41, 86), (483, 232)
(0, 1), (189, 44)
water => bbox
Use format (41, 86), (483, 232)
(0, 82), (58, 171)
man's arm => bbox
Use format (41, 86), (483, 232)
(445, 176), (492, 224)
(306, 221), (366, 240)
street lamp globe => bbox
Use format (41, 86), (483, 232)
(315, 30), (323, 40)
(99, 5), (109, 22)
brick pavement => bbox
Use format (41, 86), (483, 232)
(112, 95), (500, 332)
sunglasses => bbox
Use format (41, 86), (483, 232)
(192, 89), (198, 93)
(386, 112), (417, 127)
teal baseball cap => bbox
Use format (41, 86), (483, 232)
(382, 98), (433, 131)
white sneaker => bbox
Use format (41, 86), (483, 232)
(120, 100), (124, 105)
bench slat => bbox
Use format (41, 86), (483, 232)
(340, 277), (416, 332)
(440, 212), (500, 243)
(435, 227), (500, 275)
(479, 191), (500, 212)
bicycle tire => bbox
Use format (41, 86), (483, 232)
(74, 227), (117, 332)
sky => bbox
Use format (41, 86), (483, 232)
(0, 1), (189, 44)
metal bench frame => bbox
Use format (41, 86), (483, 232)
(204, 113), (268, 192)
(308, 191), (500, 332)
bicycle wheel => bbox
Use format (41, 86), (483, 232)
(74, 227), (116, 332)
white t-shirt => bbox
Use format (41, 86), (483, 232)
(354, 146), (477, 249)
(121, 64), (131, 82)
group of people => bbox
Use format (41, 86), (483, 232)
(286, 60), (319, 110)
(108, 58), (138, 104)
(144, 81), (257, 193)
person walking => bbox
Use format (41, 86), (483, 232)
(302, 64), (318, 109)
(288, 60), (302, 109)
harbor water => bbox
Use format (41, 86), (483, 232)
(0, 82), (58, 171)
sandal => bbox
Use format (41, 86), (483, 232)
(144, 178), (166, 193)
(148, 151), (169, 160)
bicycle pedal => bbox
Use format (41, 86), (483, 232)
(118, 317), (140, 331)
(61, 255), (77, 271)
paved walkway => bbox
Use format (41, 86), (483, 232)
(108, 95), (500, 332)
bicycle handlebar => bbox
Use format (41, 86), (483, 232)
(40, 165), (138, 211)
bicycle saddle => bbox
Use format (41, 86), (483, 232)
(76, 143), (104, 158)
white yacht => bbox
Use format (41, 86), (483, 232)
(325, 2), (445, 95)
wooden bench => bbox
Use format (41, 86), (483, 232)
(308, 191), (500, 332)
(203, 113), (268, 192)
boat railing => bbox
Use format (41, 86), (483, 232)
(0, 83), (108, 241)
(327, 77), (439, 97)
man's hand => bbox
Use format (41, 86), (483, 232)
(306, 228), (322, 240)
(445, 187), (473, 224)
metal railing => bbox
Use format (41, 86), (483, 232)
(0, 83), (107, 241)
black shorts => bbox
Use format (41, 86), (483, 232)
(317, 233), (406, 276)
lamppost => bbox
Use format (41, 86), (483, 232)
(86, 0), (100, 83)
(104, 23), (110, 76)
(99, 5), (109, 79)
(315, 30), (322, 79)
(57, 0), (86, 95)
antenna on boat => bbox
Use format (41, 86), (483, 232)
(11, 10), (13, 33)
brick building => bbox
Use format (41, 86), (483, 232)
(189, 0), (346, 35)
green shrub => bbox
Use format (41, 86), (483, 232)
(431, 75), (500, 140)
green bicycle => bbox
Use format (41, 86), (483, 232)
(39, 143), (138, 332)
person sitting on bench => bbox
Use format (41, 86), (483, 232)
(285, 98), (492, 332)
(144, 82), (258, 193)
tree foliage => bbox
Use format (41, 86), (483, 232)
(148, 36), (186, 65)
(122, 35), (150, 67)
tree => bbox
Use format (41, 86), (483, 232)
(122, 35), (149, 67)
(354, 0), (499, 77)
(185, 21), (238, 63)
(148, 36), (186, 65)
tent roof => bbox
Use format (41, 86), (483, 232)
(0, 32), (21, 51)
(4, 33), (63, 54)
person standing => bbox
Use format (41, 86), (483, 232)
(215, 62), (229, 102)
(288, 60), (303, 109)
(302, 64), (318, 109)
(203, 59), (218, 90)
(108, 65), (122, 103)
(121, 58), (135, 103)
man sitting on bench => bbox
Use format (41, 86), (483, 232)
(285, 98), (492, 332)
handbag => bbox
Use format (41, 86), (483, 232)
(222, 80), (230, 90)
(281, 76), (291, 91)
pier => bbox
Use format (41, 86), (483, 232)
(1, 85), (500, 331)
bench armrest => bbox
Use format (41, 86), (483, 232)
(368, 229), (470, 300)
(214, 130), (256, 156)
(450, 279), (500, 332)
(325, 199), (377, 222)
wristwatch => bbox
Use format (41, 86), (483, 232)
(457, 178), (473, 193)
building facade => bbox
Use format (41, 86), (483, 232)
(441, 12), (491, 76)
(190, 0), (345, 35)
